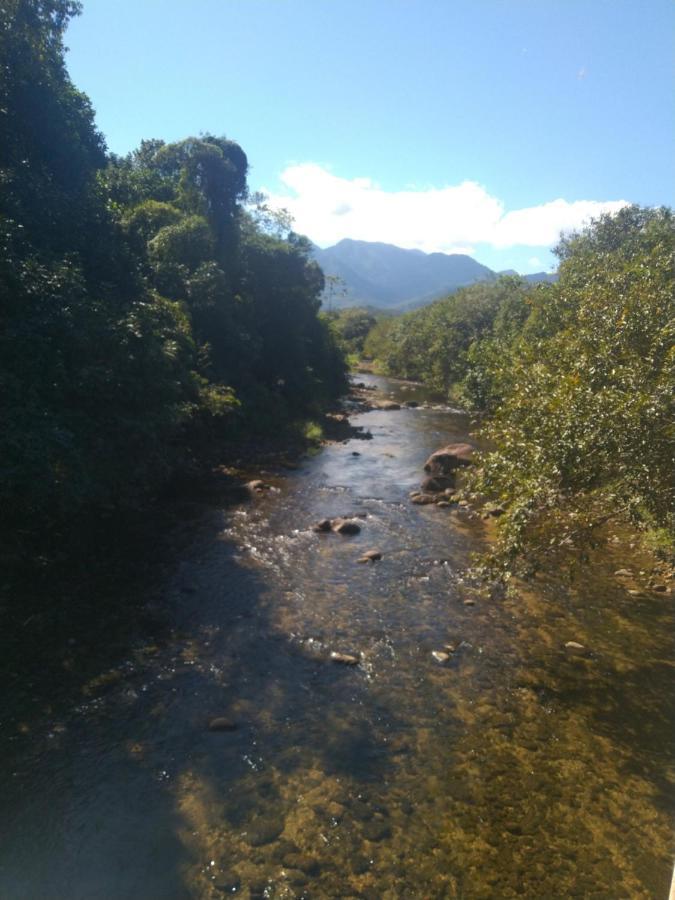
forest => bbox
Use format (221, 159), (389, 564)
(360, 206), (674, 571)
(1, 0), (347, 565)
(2, 1), (672, 578)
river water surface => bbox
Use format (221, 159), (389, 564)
(1, 376), (673, 899)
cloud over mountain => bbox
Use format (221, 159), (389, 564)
(267, 164), (629, 253)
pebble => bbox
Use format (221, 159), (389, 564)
(313, 518), (333, 532)
(208, 717), (237, 732)
(334, 519), (361, 535)
(330, 651), (360, 666)
(614, 569), (633, 577)
(564, 641), (586, 654)
(362, 549), (382, 561)
(431, 650), (450, 663)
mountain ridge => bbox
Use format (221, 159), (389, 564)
(311, 239), (557, 309)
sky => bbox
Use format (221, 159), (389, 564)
(65, 0), (674, 273)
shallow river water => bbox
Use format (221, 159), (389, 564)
(1, 376), (673, 899)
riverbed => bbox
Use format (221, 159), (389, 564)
(1, 375), (673, 899)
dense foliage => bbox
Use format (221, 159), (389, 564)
(368, 208), (675, 568)
(1, 0), (346, 557)
(324, 307), (380, 359)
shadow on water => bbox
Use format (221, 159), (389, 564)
(1, 374), (673, 899)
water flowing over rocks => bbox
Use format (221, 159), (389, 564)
(2, 373), (672, 900)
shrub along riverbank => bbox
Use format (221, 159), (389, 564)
(1, 1), (348, 569)
(364, 206), (675, 573)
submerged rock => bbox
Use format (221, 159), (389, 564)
(207, 717), (238, 732)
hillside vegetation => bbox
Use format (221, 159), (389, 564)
(365, 207), (675, 570)
(1, 0), (346, 562)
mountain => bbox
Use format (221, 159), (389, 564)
(312, 239), (557, 309)
(523, 271), (559, 284)
(312, 239), (496, 309)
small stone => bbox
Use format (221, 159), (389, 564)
(282, 853), (321, 875)
(463, 598), (476, 607)
(246, 479), (266, 492)
(313, 518), (332, 532)
(436, 500), (451, 508)
(652, 584), (668, 593)
(458, 500), (469, 507)
(431, 650), (450, 663)
(208, 717), (237, 732)
(362, 819), (392, 842)
(247, 816), (285, 846)
(333, 519), (361, 535)
(411, 493), (436, 505)
(564, 641), (586, 653)
(375, 400), (401, 410)
(351, 451), (361, 456)
(362, 549), (382, 560)
(486, 504), (505, 517)
(614, 569), (633, 577)
(330, 651), (360, 666)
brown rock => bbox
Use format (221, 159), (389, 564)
(208, 717), (238, 732)
(313, 518), (333, 533)
(362, 549), (382, 560)
(421, 474), (456, 493)
(330, 651), (360, 666)
(333, 519), (361, 535)
(374, 400), (401, 411)
(411, 493), (437, 505)
(424, 443), (475, 475)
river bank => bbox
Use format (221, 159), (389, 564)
(1, 374), (673, 899)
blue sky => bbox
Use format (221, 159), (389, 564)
(66, 0), (673, 273)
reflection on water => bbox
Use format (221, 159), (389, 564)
(0, 375), (673, 899)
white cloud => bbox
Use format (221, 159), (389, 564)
(528, 256), (543, 268)
(265, 163), (629, 253)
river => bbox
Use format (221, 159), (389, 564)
(1, 375), (673, 899)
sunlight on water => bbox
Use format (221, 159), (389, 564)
(0, 375), (672, 899)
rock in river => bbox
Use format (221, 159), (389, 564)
(313, 518), (333, 533)
(431, 650), (451, 664)
(333, 519), (361, 535)
(421, 474), (456, 493)
(374, 400), (401, 411)
(208, 717), (238, 732)
(361, 549), (382, 561)
(424, 443), (475, 475)
(330, 651), (360, 666)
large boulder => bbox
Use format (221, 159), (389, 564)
(424, 443), (474, 475)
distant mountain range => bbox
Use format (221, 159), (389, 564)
(311, 239), (557, 310)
